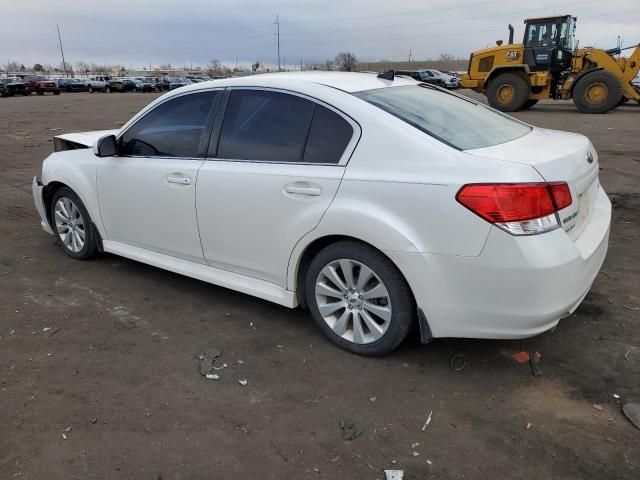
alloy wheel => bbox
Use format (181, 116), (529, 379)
(314, 258), (392, 344)
(54, 197), (86, 253)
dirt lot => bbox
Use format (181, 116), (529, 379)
(1, 91), (638, 480)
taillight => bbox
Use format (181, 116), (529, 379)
(456, 182), (572, 235)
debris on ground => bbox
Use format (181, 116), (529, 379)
(206, 373), (220, 380)
(450, 354), (466, 371)
(526, 422), (533, 430)
(369, 396), (377, 402)
(384, 470), (404, 480)
(593, 404), (604, 411)
(622, 403), (640, 430)
(340, 418), (363, 440)
(90, 418), (97, 424)
(421, 410), (433, 431)
(511, 351), (541, 364)
(199, 349), (221, 377)
(238, 379), (248, 386)
(412, 451), (420, 457)
(411, 442), (420, 448)
(530, 351), (543, 377)
(613, 393), (621, 400)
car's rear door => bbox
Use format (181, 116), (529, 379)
(97, 89), (222, 263)
(196, 88), (359, 286)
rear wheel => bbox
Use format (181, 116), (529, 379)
(305, 241), (415, 356)
(521, 99), (539, 110)
(51, 187), (98, 260)
(573, 70), (622, 113)
(105, 85), (111, 93)
(487, 73), (529, 111)
(88, 85), (94, 93)
(36, 89), (44, 96)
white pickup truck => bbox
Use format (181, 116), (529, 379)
(84, 75), (112, 93)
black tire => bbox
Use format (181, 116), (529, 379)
(487, 72), (529, 112)
(105, 86), (111, 93)
(87, 85), (94, 93)
(304, 240), (415, 356)
(36, 89), (44, 96)
(21, 89), (30, 96)
(53, 90), (60, 95)
(50, 187), (98, 260)
(521, 99), (539, 110)
(573, 70), (622, 114)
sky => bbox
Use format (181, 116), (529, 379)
(2, 0), (639, 70)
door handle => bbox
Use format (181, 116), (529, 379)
(284, 183), (322, 196)
(166, 175), (191, 185)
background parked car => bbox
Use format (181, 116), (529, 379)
(0, 78), (29, 97)
(134, 78), (157, 92)
(395, 69), (459, 88)
(57, 78), (88, 92)
(85, 75), (111, 93)
(157, 77), (174, 91)
(107, 78), (136, 93)
(22, 75), (60, 95)
(169, 77), (193, 90)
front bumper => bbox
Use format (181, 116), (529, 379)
(32, 177), (54, 235)
(388, 187), (611, 339)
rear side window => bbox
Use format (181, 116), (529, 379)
(216, 90), (353, 164)
(355, 85), (531, 150)
(119, 91), (218, 158)
(303, 105), (353, 164)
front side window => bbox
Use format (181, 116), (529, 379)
(216, 90), (354, 164)
(119, 91), (218, 158)
(355, 85), (531, 150)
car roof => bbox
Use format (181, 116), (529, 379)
(174, 71), (418, 95)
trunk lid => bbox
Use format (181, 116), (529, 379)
(466, 127), (600, 240)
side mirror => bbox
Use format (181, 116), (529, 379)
(94, 134), (117, 157)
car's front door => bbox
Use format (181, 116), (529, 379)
(196, 88), (359, 286)
(97, 90), (221, 263)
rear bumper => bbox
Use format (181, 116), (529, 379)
(32, 177), (54, 235)
(388, 187), (611, 339)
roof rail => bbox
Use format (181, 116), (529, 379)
(377, 70), (395, 81)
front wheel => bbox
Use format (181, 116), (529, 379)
(573, 70), (622, 113)
(51, 187), (98, 260)
(105, 86), (111, 93)
(88, 85), (94, 93)
(305, 241), (415, 356)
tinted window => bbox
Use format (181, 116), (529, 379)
(355, 85), (531, 150)
(119, 91), (217, 158)
(217, 90), (315, 162)
(303, 105), (353, 164)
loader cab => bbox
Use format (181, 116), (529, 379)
(522, 15), (576, 73)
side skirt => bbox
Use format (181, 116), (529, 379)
(102, 241), (298, 308)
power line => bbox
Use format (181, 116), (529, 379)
(56, 25), (68, 77)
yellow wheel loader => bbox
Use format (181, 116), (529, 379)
(460, 15), (640, 113)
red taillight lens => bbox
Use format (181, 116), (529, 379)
(456, 182), (572, 235)
(549, 182), (572, 210)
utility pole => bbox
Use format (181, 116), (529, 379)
(56, 25), (68, 77)
(408, 48), (413, 63)
(300, 58), (303, 71)
(275, 14), (281, 71)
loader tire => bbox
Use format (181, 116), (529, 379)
(487, 73), (529, 112)
(573, 70), (622, 114)
(521, 99), (539, 110)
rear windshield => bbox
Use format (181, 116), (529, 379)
(354, 85), (531, 150)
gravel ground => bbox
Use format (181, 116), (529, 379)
(0, 91), (638, 480)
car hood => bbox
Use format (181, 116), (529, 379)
(55, 129), (119, 147)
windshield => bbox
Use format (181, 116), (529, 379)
(354, 85), (531, 150)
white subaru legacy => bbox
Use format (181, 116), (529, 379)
(32, 71), (611, 356)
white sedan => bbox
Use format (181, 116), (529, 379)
(32, 71), (611, 356)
